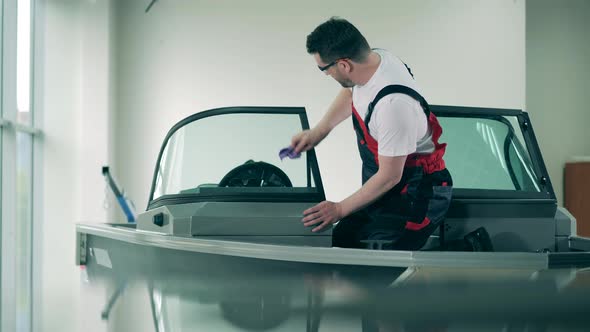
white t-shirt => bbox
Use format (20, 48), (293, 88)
(352, 49), (434, 157)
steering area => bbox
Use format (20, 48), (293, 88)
(218, 160), (293, 188)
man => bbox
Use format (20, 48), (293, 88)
(292, 17), (453, 251)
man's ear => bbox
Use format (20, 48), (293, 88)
(340, 59), (352, 73)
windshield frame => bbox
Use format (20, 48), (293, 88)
(430, 105), (556, 204)
(147, 107), (325, 210)
(146, 105), (556, 215)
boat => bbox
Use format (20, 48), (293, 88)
(77, 106), (590, 331)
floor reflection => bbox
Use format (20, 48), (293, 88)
(81, 236), (590, 332)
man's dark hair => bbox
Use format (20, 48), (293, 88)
(306, 17), (371, 63)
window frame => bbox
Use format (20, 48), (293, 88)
(1, 1), (19, 330)
(1, 0), (42, 331)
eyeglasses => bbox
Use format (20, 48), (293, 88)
(318, 58), (349, 72)
(318, 60), (338, 72)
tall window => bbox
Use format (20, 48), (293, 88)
(16, 0), (33, 331)
(2, 0), (38, 331)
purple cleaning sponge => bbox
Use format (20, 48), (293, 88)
(279, 146), (301, 160)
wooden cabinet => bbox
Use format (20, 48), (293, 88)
(565, 160), (590, 237)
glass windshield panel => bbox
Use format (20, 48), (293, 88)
(437, 116), (540, 191)
(153, 113), (317, 200)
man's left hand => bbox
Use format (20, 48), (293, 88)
(302, 201), (343, 232)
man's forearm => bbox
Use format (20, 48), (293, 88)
(301, 156), (405, 232)
(339, 171), (401, 217)
(315, 88), (353, 135)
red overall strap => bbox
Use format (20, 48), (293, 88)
(404, 112), (447, 174)
(352, 104), (379, 166)
(363, 85), (447, 175)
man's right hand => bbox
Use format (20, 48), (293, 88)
(291, 128), (327, 154)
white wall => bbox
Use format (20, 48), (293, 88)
(40, 0), (113, 331)
(36, 1), (526, 331)
(40, 1), (82, 330)
(112, 0), (526, 213)
(526, 0), (590, 205)
(33, 0), (590, 330)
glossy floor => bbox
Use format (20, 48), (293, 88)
(79, 235), (590, 332)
